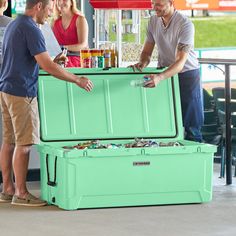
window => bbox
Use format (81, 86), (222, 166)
(94, 9), (157, 66)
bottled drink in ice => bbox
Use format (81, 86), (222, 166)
(130, 76), (150, 87)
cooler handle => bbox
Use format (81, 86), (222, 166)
(46, 154), (57, 187)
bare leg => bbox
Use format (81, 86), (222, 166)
(0, 143), (15, 195)
(12, 145), (31, 198)
(11, 145), (47, 206)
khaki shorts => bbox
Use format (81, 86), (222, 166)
(0, 92), (40, 145)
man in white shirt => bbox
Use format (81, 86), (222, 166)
(131, 0), (203, 142)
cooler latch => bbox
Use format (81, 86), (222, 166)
(46, 154), (58, 187)
(141, 149), (145, 155)
(197, 146), (202, 153)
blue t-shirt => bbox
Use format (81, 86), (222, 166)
(0, 15), (46, 97)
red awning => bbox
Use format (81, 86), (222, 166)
(89, 0), (152, 9)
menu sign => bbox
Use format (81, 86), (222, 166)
(218, 0), (236, 10)
(174, 0), (219, 10)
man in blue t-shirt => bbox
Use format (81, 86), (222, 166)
(0, 0), (93, 206)
(130, 0), (203, 143)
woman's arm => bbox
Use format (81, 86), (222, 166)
(66, 15), (88, 52)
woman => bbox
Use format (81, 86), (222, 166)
(52, 0), (88, 67)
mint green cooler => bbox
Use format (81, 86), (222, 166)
(37, 68), (216, 210)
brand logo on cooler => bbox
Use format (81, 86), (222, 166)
(133, 161), (150, 166)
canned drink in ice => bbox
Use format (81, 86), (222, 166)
(91, 56), (98, 68)
(104, 50), (111, 68)
(82, 57), (91, 68)
(98, 56), (104, 68)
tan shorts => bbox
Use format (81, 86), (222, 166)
(0, 92), (40, 145)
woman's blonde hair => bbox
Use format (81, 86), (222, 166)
(53, 0), (83, 20)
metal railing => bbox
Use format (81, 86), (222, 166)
(199, 58), (236, 185)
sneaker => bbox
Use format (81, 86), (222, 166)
(11, 193), (47, 207)
(0, 192), (13, 203)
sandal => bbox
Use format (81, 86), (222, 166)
(11, 193), (47, 207)
(0, 192), (14, 203)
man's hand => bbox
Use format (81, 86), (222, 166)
(75, 76), (93, 92)
(128, 62), (145, 72)
(53, 51), (68, 67)
(143, 74), (164, 88)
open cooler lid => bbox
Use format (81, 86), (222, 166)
(38, 68), (183, 142)
(89, 0), (152, 9)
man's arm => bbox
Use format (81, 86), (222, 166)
(144, 43), (191, 87)
(35, 51), (93, 92)
(130, 41), (155, 71)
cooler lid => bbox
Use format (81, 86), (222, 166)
(89, 0), (152, 9)
(38, 67), (183, 142)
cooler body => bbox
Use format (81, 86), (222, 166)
(37, 68), (216, 210)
